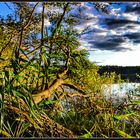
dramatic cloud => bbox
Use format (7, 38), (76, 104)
(73, 2), (140, 54)
(104, 18), (140, 29)
(125, 3), (140, 14)
(35, 2), (140, 53)
(1, 2), (140, 65)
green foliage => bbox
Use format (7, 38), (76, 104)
(0, 2), (140, 138)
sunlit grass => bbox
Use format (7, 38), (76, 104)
(0, 65), (140, 138)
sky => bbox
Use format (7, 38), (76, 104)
(0, 2), (140, 66)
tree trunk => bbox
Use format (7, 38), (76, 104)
(32, 78), (64, 104)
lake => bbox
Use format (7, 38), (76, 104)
(104, 83), (140, 104)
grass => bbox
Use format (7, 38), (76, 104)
(0, 69), (140, 138)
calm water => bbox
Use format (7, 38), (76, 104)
(104, 83), (140, 103)
(62, 83), (140, 111)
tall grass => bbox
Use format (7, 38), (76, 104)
(0, 67), (140, 138)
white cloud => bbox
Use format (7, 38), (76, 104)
(78, 39), (93, 49)
(107, 30), (117, 35)
(99, 46), (140, 66)
(33, 2), (140, 66)
(123, 13), (138, 21)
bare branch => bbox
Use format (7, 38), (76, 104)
(59, 92), (89, 100)
(24, 2), (69, 57)
(23, 2), (40, 30)
(51, 3), (69, 37)
(62, 83), (86, 94)
(41, 3), (45, 46)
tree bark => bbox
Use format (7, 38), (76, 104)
(32, 78), (65, 104)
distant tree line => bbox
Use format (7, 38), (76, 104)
(98, 65), (140, 82)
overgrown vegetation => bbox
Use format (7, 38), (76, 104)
(0, 2), (140, 138)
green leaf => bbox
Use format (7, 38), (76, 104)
(17, 75), (25, 81)
(12, 90), (25, 99)
(4, 71), (9, 79)
(80, 129), (92, 138)
(131, 100), (140, 105)
(113, 113), (135, 121)
(80, 128), (93, 138)
(38, 100), (58, 107)
(81, 133), (92, 138)
(113, 129), (133, 138)
(101, 134), (108, 138)
(44, 100), (57, 105)
(0, 58), (5, 61)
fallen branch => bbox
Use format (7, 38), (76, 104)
(59, 92), (89, 100)
(62, 83), (86, 94)
(6, 105), (42, 130)
(32, 68), (68, 104)
(6, 105), (75, 137)
(32, 78), (65, 104)
(39, 113), (75, 137)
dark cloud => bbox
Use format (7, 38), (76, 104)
(133, 40), (140, 43)
(90, 41), (130, 51)
(107, 36), (126, 43)
(124, 33), (140, 44)
(78, 3), (140, 52)
(123, 32), (140, 40)
(125, 4), (140, 14)
(88, 35), (131, 52)
(93, 42), (127, 51)
(125, 25), (136, 29)
(104, 18), (140, 29)
(89, 14), (140, 52)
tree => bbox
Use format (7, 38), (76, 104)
(2, 2), (136, 138)
(0, 2), (102, 137)
(0, 2), (101, 103)
(1, 2), (111, 136)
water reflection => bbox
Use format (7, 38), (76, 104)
(104, 83), (140, 104)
